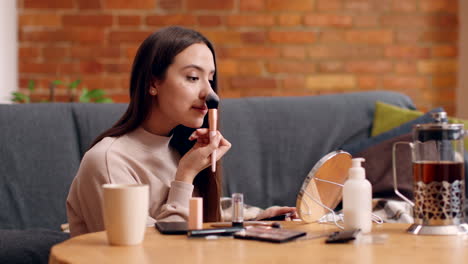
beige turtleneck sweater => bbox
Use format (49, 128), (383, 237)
(66, 127), (193, 237)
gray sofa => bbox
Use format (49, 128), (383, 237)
(0, 91), (414, 263)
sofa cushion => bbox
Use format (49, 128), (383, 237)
(0, 229), (69, 264)
(372, 101), (468, 150)
(0, 104), (81, 230)
(371, 101), (423, 136)
(341, 107), (443, 156)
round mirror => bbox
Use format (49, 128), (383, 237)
(296, 151), (352, 223)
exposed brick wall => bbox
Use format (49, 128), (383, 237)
(18, 0), (458, 113)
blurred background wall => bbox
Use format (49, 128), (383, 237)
(17, 0), (459, 114)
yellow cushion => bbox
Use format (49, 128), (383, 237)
(372, 101), (468, 150)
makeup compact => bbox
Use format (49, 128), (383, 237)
(296, 151), (352, 223)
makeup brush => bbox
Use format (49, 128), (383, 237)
(206, 93), (219, 172)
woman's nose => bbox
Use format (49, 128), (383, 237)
(200, 79), (213, 98)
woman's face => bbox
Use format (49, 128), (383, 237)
(151, 43), (215, 131)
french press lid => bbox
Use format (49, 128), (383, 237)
(414, 111), (465, 142)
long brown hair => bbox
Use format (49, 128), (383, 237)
(90, 26), (221, 221)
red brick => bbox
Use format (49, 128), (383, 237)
(218, 60), (238, 76)
(267, 61), (316, 74)
(19, 46), (41, 59)
(241, 32), (267, 44)
(382, 15), (458, 28)
(306, 74), (356, 90)
(383, 76), (426, 89)
(126, 46), (140, 59)
(395, 31), (421, 44)
(80, 61), (104, 74)
(110, 93), (131, 103)
(146, 15), (197, 26)
(43, 47), (68, 59)
(431, 45), (457, 57)
(278, 15), (302, 27)
(201, 31), (242, 44)
(304, 14), (353, 27)
(20, 14), (61, 27)
(282, 46), (306, 59)
(269, 31), (316, 44)
(109, 31), (153, 43)
(238, 61), (263, 76)
(240, 0), (265, 11)
(159, 0), (183, 9)
(266, 0), (314, 11)
(118, 16), (141, 26)
(22, 29), (106, 44)
(70, 46), (121, 59)
(282, 76), (306, 90)
(358, 76), (379, 89)
(103, 0), (156, 9)
(392, 0), (417, 12)
(317, 0), (342, 11)
(24, 0), (74, 9)
(420, 31), (457, 43)
(354, 15), (379, 27)
(77, 0), (102, 9)
(418, 60), (457, 74)
(427, 15), (458, 27)
(308, 46), (383, 59)
(381, 15), (428, 28)
(346, 30), (393, 45)
(63, 15), (113, 27)
(394, 62), (417, 74)
(198, 16), (223, 27)
(345, 61), (393, 73)
(420, 0), (458, 13)
(104, 62), (132, 74)
(344, 0), (372, 11)
(230, 77), (278, 90)
(432, 76), (456, 88)
(318, 61), (343, 73)
(82, 76), (125, 90)
(319, 31), (346, 43)
(20, 62), (58, 74)
(58, 63), (81, 74)
(385, 45), (430, 58)
(226, 15), (275, 27)
(187, 0), (234, 10)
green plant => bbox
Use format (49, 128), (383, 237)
(12, 79), (113, 103)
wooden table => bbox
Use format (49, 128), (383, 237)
(49, 222), (468, 264)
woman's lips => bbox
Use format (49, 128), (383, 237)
(192, 106), (208, 114)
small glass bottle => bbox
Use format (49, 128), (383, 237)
(232, 193), (244, 227)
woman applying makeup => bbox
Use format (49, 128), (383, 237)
(66, 26), (296, 237)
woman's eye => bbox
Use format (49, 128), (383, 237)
(187, 76), (199, 82)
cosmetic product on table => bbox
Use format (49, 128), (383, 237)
(343, 158), (372, 233)
(188, 197), (203, 230)
(232, 193), (244, 227)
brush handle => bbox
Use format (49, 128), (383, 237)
(210, 130), (217, 172)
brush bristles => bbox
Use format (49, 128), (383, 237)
(206, 93), (219, 109)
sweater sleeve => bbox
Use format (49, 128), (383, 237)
(155, 180), (194, 222)
(66, 146), (161, 236)
(66, 151), (108, 237)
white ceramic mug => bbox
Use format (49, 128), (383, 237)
(102, 184), (149, 246)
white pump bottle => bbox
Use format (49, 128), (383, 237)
(343, 158), (372, 233)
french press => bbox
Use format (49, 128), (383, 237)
(393, 111), (468, 235)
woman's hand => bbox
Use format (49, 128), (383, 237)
(175, 128), (231, 183)
(255, 206), (298, 221)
